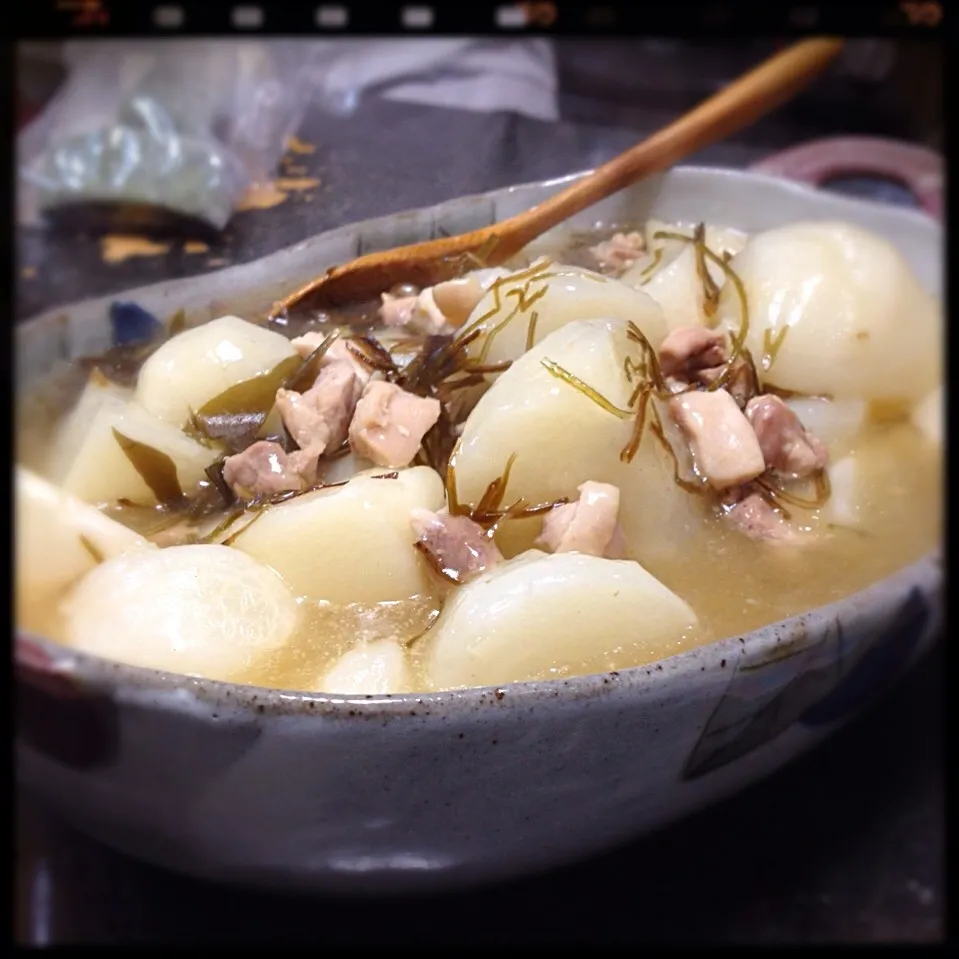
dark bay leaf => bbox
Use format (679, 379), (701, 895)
(196, 354), (302, 420)
(196, 411), (272, 451)
(112, 428), (184, 504)
(105, 501), (185, 538)
(204, 459), (235, 505)
(183, 408), (220, 449)
(191, 346), (339, 451)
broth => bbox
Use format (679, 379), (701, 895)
(15, 220), (943, 692)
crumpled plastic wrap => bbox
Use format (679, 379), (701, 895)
(17, 41), (322, 232)
(303, 38), (558, 120)
(17, 38), (559, 234)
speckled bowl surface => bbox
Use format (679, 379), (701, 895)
(15, 166), (944, 895)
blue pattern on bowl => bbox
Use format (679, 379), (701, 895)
(109, 301), (162, 347)
(799, 588), (932, 727)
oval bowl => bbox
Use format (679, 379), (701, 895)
(15, 165), (944, 896)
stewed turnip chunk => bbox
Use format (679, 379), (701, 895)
(912, 385), (943, 447)
(422, 550), (699, 689)
(459, 260), (669, 374)
(714, 222), (940, 403)
(823, 423), (938, 533)
(316, 639), (413, 695)
(642, 219), (748, 262)
(348, 381), (441, 468)
(53, 394), (219, 506)
(44, 373), (132, 480)
(319, 450), (376, 485)
(15, 467), (153, 628)
(430, 275), (487, 328)
(623, 245), (709, 331)
(620, 221), (748, 332)
(135, 315), (297, 428)
(781, 396), (867, 459)
(61, 545), (300, 681)
(231, 466), (445, 605)
(453, 318), (711, 568)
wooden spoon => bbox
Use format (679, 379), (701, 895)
(270, 37), (843, 320)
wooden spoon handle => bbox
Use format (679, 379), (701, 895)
(496, 38), (845, 257)
(272, 38), (843, 316)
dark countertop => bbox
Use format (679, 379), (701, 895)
(15, 97), (944, 945)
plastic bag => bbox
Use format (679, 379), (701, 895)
(17, 40), (321, 232)
(301, 38), (559, 120)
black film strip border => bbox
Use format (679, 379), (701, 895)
(21, 2), (945, 39)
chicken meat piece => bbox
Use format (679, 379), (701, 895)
(589, 231), (645, 274)
(722, 487), (804, 544)
(222, 441), (306, 498)
(379, 288), (448, 335)
(658, 326), (728, 379)
(378, 293), (418, 329)
(694, 355), (757, 409)
(275, 360), (359, 458)
(535, 481), (628, 559)
(409, 508), (503, 584)
(745, 394), (829, 479)
(669, 389), (766, 491)
(290, 334), (373, 398)
(348, 380), (442, 467)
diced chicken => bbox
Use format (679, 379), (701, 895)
(349, 380), (442, 467)
(290, 330), (328, 360)
(290, 334), (373, 397)
(275, 360), (358, 459)
(695, 356), (756, 409)
(534, 481), (628, 559)
(379, 293), (418, 329)
(658, 326), (728, 379)
(431, 276), (485, 328)
(589, 231), (645, 274)
(379, 288), (448, 335)
(722, 488), (803, 544)
(409, 508), (503, 584)
(222, 440), (306, 498)
(745, 394), (829, 479)
(669, 389), (766, 491)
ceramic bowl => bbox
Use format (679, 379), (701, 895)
(15, 163), (944, 896)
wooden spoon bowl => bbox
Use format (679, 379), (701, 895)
(269, 38), (844, 320)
